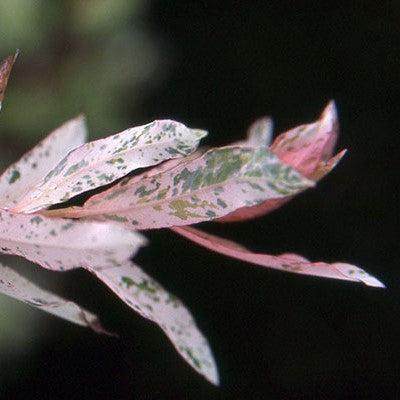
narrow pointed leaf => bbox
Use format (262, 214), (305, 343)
(0, 116), (87, 209)
(0, 209), (146, 271)
(12, 120), (207, 213)
(89, 262), (219, 385)
(0, 51), (18, 110)
(172, 226), (385, 288)
(46, 146), (314, 229)
(0, 263), (106, 331)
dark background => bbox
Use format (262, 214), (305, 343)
(0, 1), (399, 399)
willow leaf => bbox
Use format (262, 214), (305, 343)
(172, 226), (385, 288)
(270, 101), (338, 179)
(0, 264), (106, 332)
(89, 262), (219, 385)
(217, 101), (342, 223)
(0, 116), (87, 209)
(44, 146), (314, 229)
(12, 120), (207, 213)
(0, 209), (146, 271)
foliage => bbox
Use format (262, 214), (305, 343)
(0, 53), (384, 385)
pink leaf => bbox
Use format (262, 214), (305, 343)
(0, 116), (87, 209)
(0, 209), (146, 271)
(217, 151), (346, 223)
(217, 101), (344, 223)
(270, 101), (339, 179)
(171, 226), (385, 288)
(44, 146), (313, 229)
(0, 263), (108, 333)
(11, 120), (207, 213)
(89, 262), (219, 385)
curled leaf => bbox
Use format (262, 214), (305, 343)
(0, 209), (146, 271)
(44, 146), (314, 229)
(11, 120), (207, 213)
(90, 262), (219, 385)
(172, 226), (385, 288)
(270, 101), (339, 178)
(0, 263), (106, 332)
(0, 116), (87, 209)
(217, 101), (343, 223)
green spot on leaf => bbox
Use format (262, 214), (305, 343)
(30, 216), (43, 225)
(8, 170), (20, 184)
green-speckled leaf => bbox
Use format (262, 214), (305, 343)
(0, 209), (146, 271)
(11, 120), (207, 213)
(47, 146), (314, 229)
(89, 262), (219, 385)
(0, 263), (106, 331)
(218, 101), (343, 223)
(0, 116), (87, 208)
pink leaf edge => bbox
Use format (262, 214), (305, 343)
(171, 225), (385, 288)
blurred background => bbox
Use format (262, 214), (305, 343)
(0, 1), (398, 399)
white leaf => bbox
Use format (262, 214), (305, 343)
(12, 120), (207, 213)
(0, 209), (146, 271)
(0, 116), (87, 208)
(0, 263), (105, 331)
(90, 262), (219, 385)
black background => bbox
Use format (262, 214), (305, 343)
(2, 1), (399, 399)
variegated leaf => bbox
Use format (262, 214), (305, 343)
(0, 209), (146, 271)
(90, 262), (219, 385)
(12, 120), (207, 213)
(0, 263), (106, 332)
(0, 116), (87, 209)
(218, 150), (346, 223)
(44, 146), (314, 229)
(0, 51), (18, 110)
(172, 226), (385, 288)
(216, 197), (292, 223)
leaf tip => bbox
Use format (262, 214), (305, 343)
(79, 311), (119, 337)
(0, 50), (19, 106)
(334, 264), (386, 288)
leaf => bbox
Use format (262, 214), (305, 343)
(11, 120), (207, 213)
(216, 151), (346, 223)
(89, 262), (219, 385)
(216, 197), (292, 223)
(0, 263), (108, 332)
(172, 226), (385, 288)
(0, 51), (18, 110)
(0, 116), (87, 209)
(0, 209), (146, 271)
(217, 101), (343, 223)
(44, 146), (314, 229)
(243, 117), (273, 147)
(270, 101), (339, 179)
